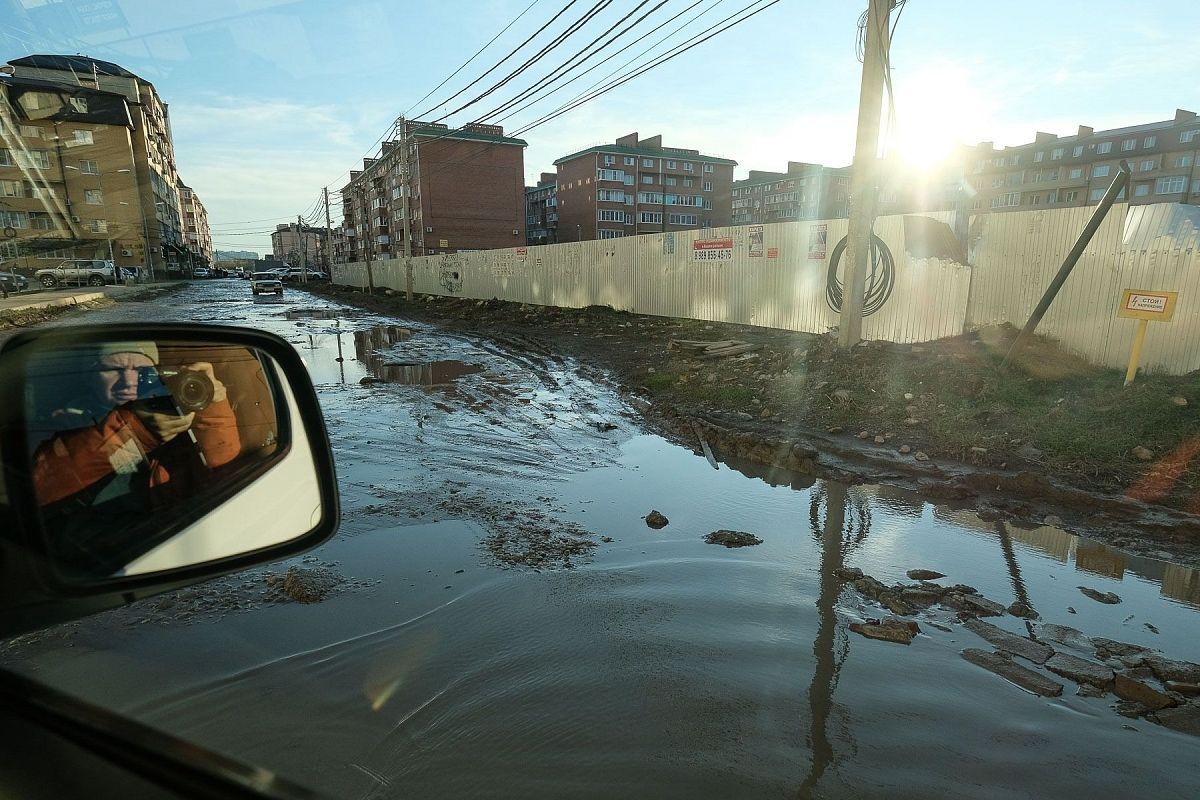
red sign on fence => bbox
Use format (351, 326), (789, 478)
(692, 238), (734, 261)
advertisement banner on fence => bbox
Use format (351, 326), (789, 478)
(693, 237), (734, 261)
(808, 224), (828, 260)
(749, 226), (764, 257)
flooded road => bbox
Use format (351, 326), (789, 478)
(5, 280), (1200, 799)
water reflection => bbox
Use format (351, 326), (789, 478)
(353, 326), (481, 387)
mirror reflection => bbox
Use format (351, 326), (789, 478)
(24, 340), (293, 579)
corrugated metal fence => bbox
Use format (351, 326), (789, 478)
(333, 203), (1200, 374)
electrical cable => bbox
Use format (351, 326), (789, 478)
(428, 0), (613, 124)
(825, 233), (895, 317)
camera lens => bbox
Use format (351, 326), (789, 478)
(165, 369), (214, 412)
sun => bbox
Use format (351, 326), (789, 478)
(887, 65), (993, 170)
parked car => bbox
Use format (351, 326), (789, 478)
(250, 271), (284, 296)
(34, 259), (118, 288)
(283, 268), (328, 282)
(191, 267), (210, 278)
(0, 271), (29, 293)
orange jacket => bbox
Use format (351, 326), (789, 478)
(33, 400), (241, 506)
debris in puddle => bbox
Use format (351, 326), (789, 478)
(1044, 652), (1115, 689)
(834, 566), (864, 581)
(1007, 601), (1038, 619)
(961, 648), (1064, 697)
(1078, 586), (1122, 604)
(849, 617), (920, 645)
(645, 510), (669, 529)
(963, 618), (1054, 664)
(906, 568), (945, 581)
(703, 530), (763, 548)
(1114, 674), (1176, 710)
(264, 566), (343, 604)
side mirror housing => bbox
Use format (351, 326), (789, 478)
(0, 323), (340, 637)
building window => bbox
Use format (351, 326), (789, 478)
(1175, 155), (1193, 168)
(1063, 191), (1079, 202)
(29, 211), (53, 230)
(1140, 159), (1155, 172)
(1121, 138), (1136, 151)
(597, 168), (625, 181)
(73, 130), (93, 145)
(1097, 142), (1112, 154)
(642, 158), (654, 168)
(668, 213), (698, 225)
(597, 189), (625, 202)
(598, 229), (623, 239)
(640, 212), (662, 224)
(703, 164), (714, 173)
(1093, 165), (1111, 178)
(683, 162), (694, 172)
(637, 192), (663, 204)
(84, 189), (103, 204)
(1194, 180), (1200, 194)
(0, 179), (21, 197)
(665, 176), (676, 186)
(625, 212), (634, 224)
(702, 180), (713, 191)
(1072, 146), (1084, 157)
(0, 210), (27, 228)
(1050, 148), (1064, 160)
(666, 160), (676, 169)
(1069, 168), (1084, 179)
(623, 156), (635, 166)
(703, 198), (712, 210)
(598, 209), (624, 222)
(1156, 175), (1187, 194)
(623, 174), (634, 185)
(1134, 184), (1150, 197)
(1181, 130), (1200, 143)
(641, 175), (654, 184)
(19, 125), (40, 138)
(1008, 155), (1020, 165)
(603, 154), (616, 165)
(1031, 194), (1041, 206)
(1144, 135), (1157, 148)
(1089, 188), (1104, 201)
(990, 192), (1020, 208)
(90, 219), (108, 233)
(1033, 151), (1044, 162)
(683, 178), (693, 187)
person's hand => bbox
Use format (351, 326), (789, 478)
(183, 362), (228, 404)
(132, 407), (196, 443)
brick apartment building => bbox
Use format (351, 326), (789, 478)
(271, 222), (329, 268)
(552, 133), (735, 242)
(731, 162), (851, 225)
(966, 108), (1200, 213)
(525, 171), (558, 245)
(4, 55), (193, 276)
(179, 182), (213, 266)
(342, 120), (526, 261)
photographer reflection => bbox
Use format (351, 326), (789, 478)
(31, 342), (241, 555)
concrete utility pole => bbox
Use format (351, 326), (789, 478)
(323, 187), (334, 272)
(297, 215), (307, 283)
(359, 185), (375, 295)
(838, 0), (891, 349)
(398, 116), (415, 301)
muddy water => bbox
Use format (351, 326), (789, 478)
(4, 282), (1199, 799)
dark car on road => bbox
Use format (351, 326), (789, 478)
(0, 272), (29, 293)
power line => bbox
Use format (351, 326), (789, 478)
(403, 0), (545, 117)
(428, 0), (613, 124)
(415, 0), (584, 120)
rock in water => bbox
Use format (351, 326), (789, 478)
(961, 649), (1063, 697)
(645, 510), (669, 529)
(704, 530), (763, 548)
(906, 569), (945, 581)
(849, 618), (920, 645)
(1078, 586), (1121, 604)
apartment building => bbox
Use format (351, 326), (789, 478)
(552, 133), (735, 242)
(967, 109), (1200, 213)
(731, 162), (851, 225)
(330, 226), (348, 264)
(341, 120), (526, 262)
(4, 54), (188, 275)
(525, 171), (558, 245)
(178, 183), (213, 267)
(271, 222), (329, 268)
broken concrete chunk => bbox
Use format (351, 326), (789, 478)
(1045, 652), (1115, 689)
(1144, 655), (1200, 684)
(1007, 601), (1039, 619)
(703, 530), (762, 548)
(1092, 638), (1148, 658)
(1114, 674), (1177, 711)
(963, 618), (1054, 665)
(849, 617), (920, 645)
(644, 510), (669, 529)
(834, 566), (864, 581)
(1115, 700), (1148, 719)
(1038, 624), (1092, 650)
(906, 569), (945, 581)
(958, 593), (1007, 617)
(1153, 704), (1200, 736)
(1078, 586), (1121, 605)
(961, 648), (1063, 697)
(1165, 681), (1200, 697)
(880, 593), (916, 616)
(1076, 684), (1106, 698)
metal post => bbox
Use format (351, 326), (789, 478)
(323, 187), (334, 272)
(838, 0), (891, 349)
(297, 215), (306, 284)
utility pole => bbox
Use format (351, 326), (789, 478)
(838, 0), (891, 349)
(398, 116), (415, 301)
(297, 215), (306, 283)
(359, 185), (375, 295)
(323, 187), (334, 272)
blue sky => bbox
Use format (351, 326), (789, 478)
(6, 0), (1200, 254)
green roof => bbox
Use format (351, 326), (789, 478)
(554, 143), (736, 167)
(410, 126), (527, 146)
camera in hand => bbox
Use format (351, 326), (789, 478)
(139, 367), (215, 413)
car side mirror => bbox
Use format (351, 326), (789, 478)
(0, 324), (340, 637)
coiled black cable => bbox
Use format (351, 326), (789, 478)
(825, 232), (896, 317)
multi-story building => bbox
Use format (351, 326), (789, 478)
(731, 162), (851, 225)
(4, 54), (188, 276)
(330, 226), (348, 264)
(966, 108), (1200, 213)
(552, 133), (735, 242)
(525, 172), (558, 245)
(342, 120), (526, 262)
(271, 222), (329, 268)
(178, 182), (212, 267)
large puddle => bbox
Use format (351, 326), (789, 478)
(6, 283), (1198, 799)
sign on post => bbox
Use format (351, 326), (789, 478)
(1117, 289), (1178, 385)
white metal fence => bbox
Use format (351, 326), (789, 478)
(333, 202), (1200, 375)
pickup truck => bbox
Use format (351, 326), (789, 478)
(34, 259), (118, 288)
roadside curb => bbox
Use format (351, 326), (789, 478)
(0, 290), (107, 315)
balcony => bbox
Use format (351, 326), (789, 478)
(376, 235), (390, 245)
